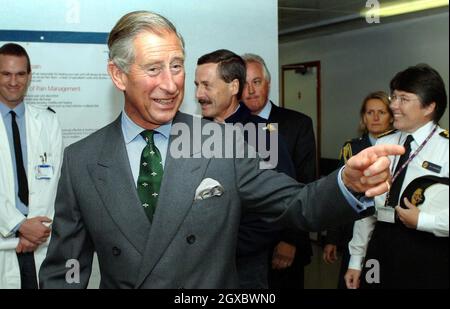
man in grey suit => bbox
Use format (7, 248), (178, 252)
(39, 10), (404, 289)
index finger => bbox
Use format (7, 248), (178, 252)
(347, 144), (405, 170)
(369, 144), (405, 157)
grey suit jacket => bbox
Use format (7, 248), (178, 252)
(39, 112), (362, 289)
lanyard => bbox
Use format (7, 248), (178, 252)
(390, 125), (438, 185)
(384, 125), (438, 207)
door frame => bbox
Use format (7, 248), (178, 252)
(281, 61), (321, 173)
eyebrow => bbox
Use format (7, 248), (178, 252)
(0, 70), (27, 74)
(171, 56), (185, 62)
(139, 56), (185, 67)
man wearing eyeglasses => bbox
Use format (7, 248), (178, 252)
(345, 64), (449, 289)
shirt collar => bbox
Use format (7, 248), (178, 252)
(403, 121), (436, 146)
(256, 101), (271, 120)
(0, 101), (25, 119)
(368, 133), (377, 146)
(216, 103), (241, 124)
(121, 110), (172, 144)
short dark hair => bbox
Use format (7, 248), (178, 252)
(197, 49), (246, 100)
(0, 43), (31, 73)
(390, 64), (447, 123)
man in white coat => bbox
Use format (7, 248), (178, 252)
(0, 43), (63, 288)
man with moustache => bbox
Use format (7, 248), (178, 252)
(195, 49), (294, 288)
(39, 10), (404, 289)
(242, 53), (315, 289)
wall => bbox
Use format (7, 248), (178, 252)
(0, 0), (278, 288)
(0, 0), (279, 117)
(280, 12), (449, 159)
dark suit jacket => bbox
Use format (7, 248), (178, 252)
(326, 134), (372, 248)
(39, 112), (364, 288)
(225, 103), (296, 257)
(268, 102), (316, 264)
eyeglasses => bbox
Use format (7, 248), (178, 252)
(389, 94), (419, 105)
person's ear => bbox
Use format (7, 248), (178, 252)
(423, 102), (436, 118)
(108, 61), (127, 91)
(26, 71), (32, 89)
(230, 78), (239, 97)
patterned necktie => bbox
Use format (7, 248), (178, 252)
(11, 111), (29, 206)
(137, 130), (163, 222)
(386, 135), (414, 206)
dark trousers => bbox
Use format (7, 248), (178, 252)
(16, 252), (38, 289)
(237, 251), (270, 289)
(337, 248), (351, 289)
(268, 254), (306, 289)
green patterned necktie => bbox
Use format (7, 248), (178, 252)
(137, 130), (164, 222)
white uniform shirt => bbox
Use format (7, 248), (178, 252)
(348, 121), (449, 270)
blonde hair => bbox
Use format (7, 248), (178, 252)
(358, 91), (393, 135)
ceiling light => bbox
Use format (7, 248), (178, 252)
(362, 0), (448, 18)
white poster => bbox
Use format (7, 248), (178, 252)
(21, 41), (121, 146)
(1, 31), (122, 146)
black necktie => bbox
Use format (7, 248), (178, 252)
(387, 135), (414, 207)
(10, 111), (29, 206)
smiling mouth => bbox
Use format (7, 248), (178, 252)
(198, 99), (211, 106)
(154, 98), (175, 105)
(7, 87), (22, 92)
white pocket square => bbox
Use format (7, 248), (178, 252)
(194, 178), (224, 201)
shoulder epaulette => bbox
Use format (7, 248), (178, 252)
(339, 141), (353, 163)
(377, 129), (397, 138)
(439, 130), (448, 139)
(47, 107), (56, 113)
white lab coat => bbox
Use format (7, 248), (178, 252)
(0, 104), (63, 288)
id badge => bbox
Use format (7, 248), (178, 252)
(35, 164), (53, 179)
(377, 206), (395, 223)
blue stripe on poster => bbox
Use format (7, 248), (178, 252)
(0, 30), (108, 45)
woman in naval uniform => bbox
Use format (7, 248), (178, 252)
(323, 91), (393, 289)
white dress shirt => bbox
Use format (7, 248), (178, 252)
(348, 121), (449, 270)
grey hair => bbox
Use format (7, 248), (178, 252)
(241, 53), (271, 82)
(108, 10), (185, 73)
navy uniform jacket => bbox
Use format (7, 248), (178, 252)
(224, 102), (296, 257)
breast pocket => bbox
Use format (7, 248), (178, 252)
(28, 150), (59, 211)
(192, 191), (230, 213)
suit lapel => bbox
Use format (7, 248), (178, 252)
(88, 116), (150, 255)
(135, 113), (209, 288)
(268, 102), (280, 123)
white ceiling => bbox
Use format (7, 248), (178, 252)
(278, 0), (449, 41)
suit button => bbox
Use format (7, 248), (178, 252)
(186, 235), (196, 244)
(112, 247), (121, 256)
